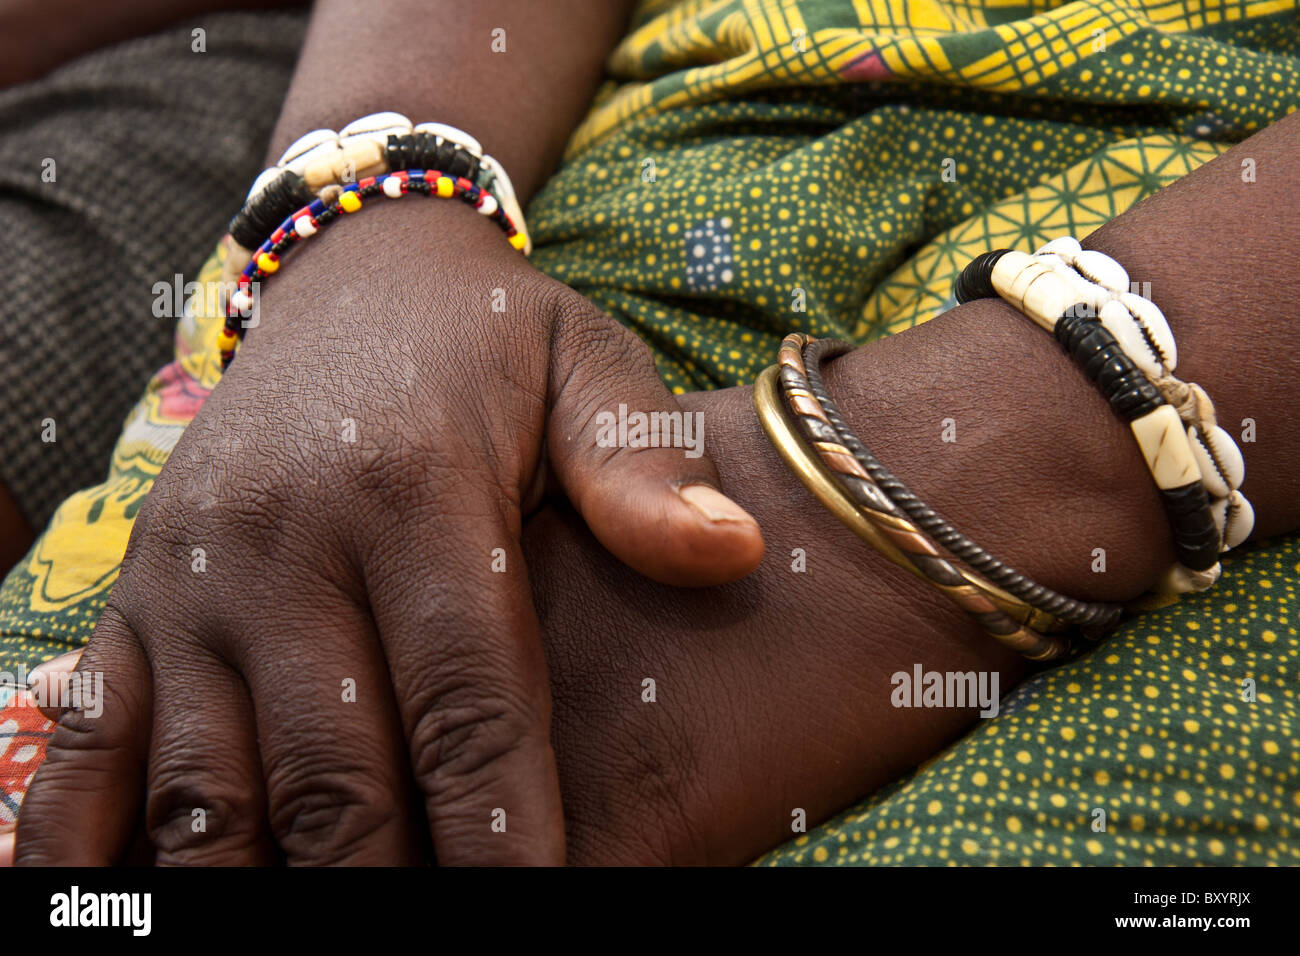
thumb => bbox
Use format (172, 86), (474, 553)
(546, 295), (764, 586)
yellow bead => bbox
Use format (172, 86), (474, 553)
(217, 330), (238, 349)
(508, 232), (528, 251)
(436, 177), (455, 198)
(256, 252), (279, 273)
(339, 190), (363, 213)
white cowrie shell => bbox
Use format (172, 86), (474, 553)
(1034, 236), (1082, 259)
(284, 137), (343, 177)
(339, 112), (412, 138)
(478, 152), (529, 254)
(276, 128), (338, 168)
(1118, 292), (1176, 372)
(1099, 299), (1163, 379)
(414, 122), (484, 157)
(1038, 253), (1110, 316)
(244, 166), (280, 202)
(1157, 562), (1221, 594)
(339, 112), (413, 149)
(1212, 490), (1255, 551)
(1072, 249), (1130, 294)
(1190, 423), (1245, 498)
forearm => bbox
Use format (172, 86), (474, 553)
(267, 0), (637, 203)
(526, 115), (1300, 865)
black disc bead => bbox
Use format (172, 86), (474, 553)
(229, 169), (315, 250)
(385, 133), (402, 170)
(1107, 380), (1164, 421)
(412, 133), (434, 170)
(953, 249), (1011, 303)
(1082, 341), (1129, 383)
(1160, 481), (1221, 571)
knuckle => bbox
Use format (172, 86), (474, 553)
(264, 759), (399, 861)
(348, 429), (441, 502)
(407, 693), (541, 800)
(128, 466), (294, 576)
(145, 769), (262, 858)
(115, 454), (353, 612)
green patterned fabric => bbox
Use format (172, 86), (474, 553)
(758, 541), (1300, 865)
(2, 0), (1298, 865)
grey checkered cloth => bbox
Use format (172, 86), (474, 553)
(0, 9), (308, 530)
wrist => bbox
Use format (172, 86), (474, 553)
(236, 192), (537, 355)
(270, 0), (638, 204)
(1077, 112), (1300, 541)
(819, 297), (1173, 607)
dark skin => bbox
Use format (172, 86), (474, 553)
(520, 113), (1300, 864)
(0, 0), (305, 88)
(16, 111), (1300, 865)
(0, 483), (32, 576)
(9, 0), (770, 867)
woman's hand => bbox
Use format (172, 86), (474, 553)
(14, 197), (763, 866)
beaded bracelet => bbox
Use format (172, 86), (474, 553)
(761, 334), (1075, 660)
(218, 169), (519, 369)
(955, 239), (1252, 595)
(220, 113), (528, 289)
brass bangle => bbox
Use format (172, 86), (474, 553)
(754, 365), (1071, 658)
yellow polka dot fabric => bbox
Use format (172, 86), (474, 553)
(1, 0), (1297, 865)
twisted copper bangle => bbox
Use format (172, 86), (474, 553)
(798, 335), (1122, 633)
(755, 361), (1070, 661)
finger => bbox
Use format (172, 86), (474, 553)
(26, 649), (83, 722)
(142, 641), (276, 865)
(14, 605), (151, 865)
(547, 296), (764, 587)
(365, 504), (564, 866)
(233, 591), (424, 865)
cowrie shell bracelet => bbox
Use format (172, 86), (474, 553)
(955, 238), (1253, 597)
(220, 112), (529, 290)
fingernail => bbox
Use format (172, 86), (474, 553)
(678, 484), (756, 525)
(26, 650), (83, 688)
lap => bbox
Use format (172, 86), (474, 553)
(0, 9), (307, 531)
(3, 0), (1297, 865)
